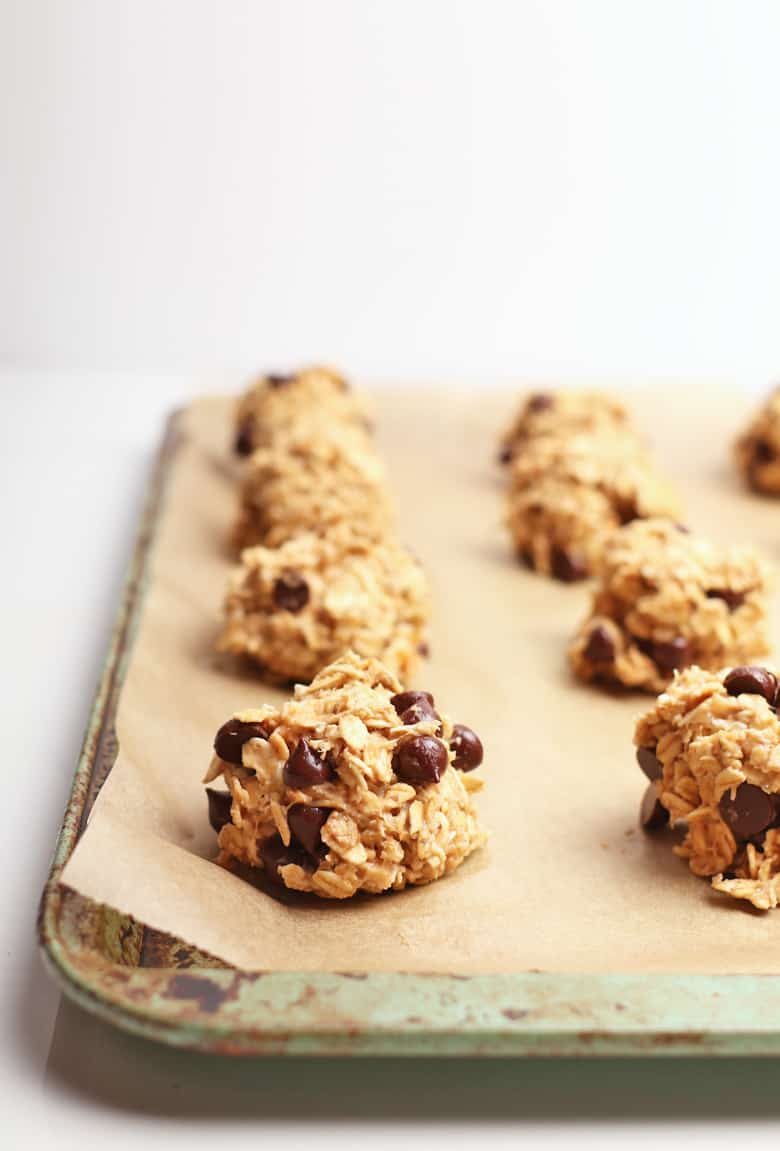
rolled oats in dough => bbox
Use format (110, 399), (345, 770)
(635, 664), (780, 910)
(735, 387), (780, 494)
(204, 652), (486, 899)
(233, 365), (372, 456)
(498, 390), (631, 465)
(505, 433), (681, 581)
(232, 424), (395, 552)
(570, 519), (770, 692)
(219, 525), (430, 684)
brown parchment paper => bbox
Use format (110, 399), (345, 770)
(62, 387), (780, 973)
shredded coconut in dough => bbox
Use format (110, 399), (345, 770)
(232, 424), (395, 551)
(635, 665), (780, 910)
(506, 433), (681, 580)
(234, 365), (372, 454)
(219, 525), (430, 684)
(735, 386), (780, 494)
(205, 652), (486, 899)
(570, 519), (770, 692)
(499, 390), (631, 465)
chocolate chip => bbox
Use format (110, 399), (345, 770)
(616, 498), (638, 526)
(636, 746), (663, 782)
(401, 703), (440, 726)
(754, 438), (775, 463)
(528, 393), (554, 412)
(640, 785), (669, 831)
(519, 547), (535, 570)
(498, 445), (514, 465)
(675, 523), (691, 534)
(392, 735), (449, 785)
(272, 571), (310, 613)
(584, 625), (616, 664)
(450, 724), (483, 771)
(636, 636), (692, 672)
(283, 738), (334, 789)
(653, 638), (692, 671)
(258, 833), (310, 881)
(206, 788), (232, 834)
(391, 690), (437, 726)
(550, 546), (587, 582)
(287, 804), (330, 858)
(234, 418), (255, 456)
(213, 718), (268, 765)
(723, 665), (777, 705)
(719, 783), (776, 842)
(417, 641), (431, 658)
(393, 685), (444, 732)
(706, 588), (746, 611)
(267, 373), (294, 389)
(391, 690), (434, 712)
(258, 834), (286, 877)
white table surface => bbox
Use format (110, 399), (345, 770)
(4, 372), (780, 1149)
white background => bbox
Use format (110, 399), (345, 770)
(2, 0), (780, 383)
(4, 1), (780, 1148)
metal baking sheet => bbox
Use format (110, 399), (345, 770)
(38, 395), (780, 1056)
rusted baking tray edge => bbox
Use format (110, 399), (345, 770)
(37, 406), (780, 1057)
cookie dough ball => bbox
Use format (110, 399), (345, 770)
(506, 434), (682, 581)
(219, 526), (430, 684)
(735, 387), (780, 494)
(570, 519), (769, 692)
(499, 390), (630, 465)
(234, 365), (371, 456)
(232, 425), (395, 551)
(204, 652), (486, 899)
(634, 664), (780, 910)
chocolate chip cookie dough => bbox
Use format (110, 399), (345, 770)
(219, 525), (430, 684)
(204, 652), (486, 899)
(735, 387), (780, 494)
(234, 365), (372, 456)
(232, 424), (395, 551)
(506, 433), (681, 581)
(499, 390), (631, 466)
(570, 519), (770, 692)
(635, 665), (780, 910)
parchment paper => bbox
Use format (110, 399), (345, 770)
(62, 387), (780, 972)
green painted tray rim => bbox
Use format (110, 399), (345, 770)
(37, 406), (780, 1057)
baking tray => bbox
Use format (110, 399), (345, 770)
(38, 403), (780, 1057)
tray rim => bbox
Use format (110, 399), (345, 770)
(37, 402), (780, 1058)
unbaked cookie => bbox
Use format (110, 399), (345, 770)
(232, 424), (394, 551)
(506, 434), (681, 581)
(234, 365), (372, 456)
(735, 387), (780, 494)
(219, 524), (430, 684)
(204, 652), (486, 899)
(499, 390), (631, 465)
(570, 519), (769, 692)
(635, 664), (780, 910)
